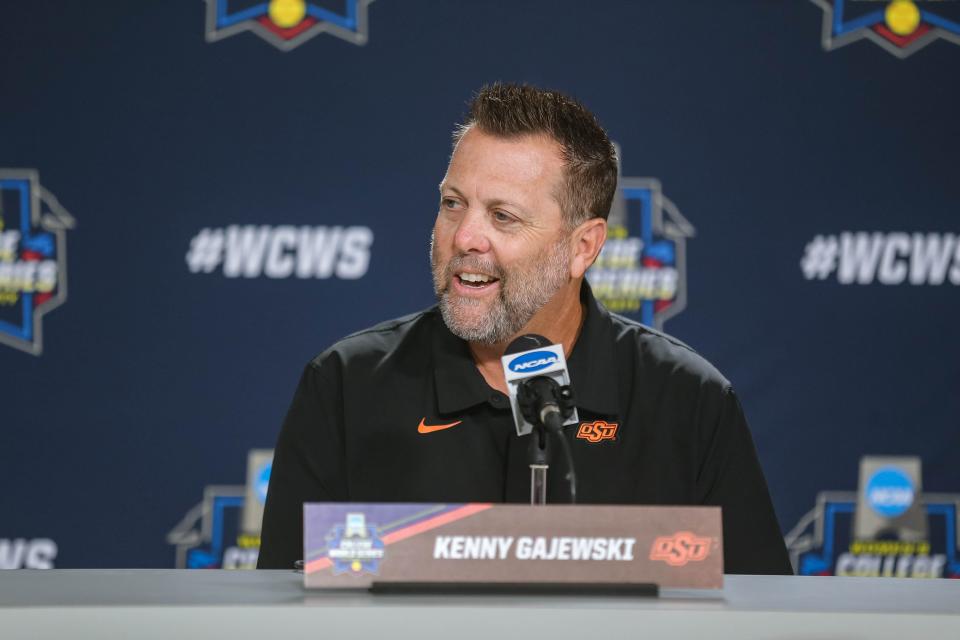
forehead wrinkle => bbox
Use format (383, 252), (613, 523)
(453, 130), (562, 182)
(443, 128), (568, 224)
(443, 172), (533, 214)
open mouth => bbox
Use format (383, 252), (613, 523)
(455, 271), (500, 290)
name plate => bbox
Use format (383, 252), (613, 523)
(303, 503), (722, 590)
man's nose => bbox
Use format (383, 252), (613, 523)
(452, 209), (491, 254)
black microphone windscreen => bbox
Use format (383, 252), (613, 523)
(504, 334), (552, 355)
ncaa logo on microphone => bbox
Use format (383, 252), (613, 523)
(508, 351), (559, 374)
(204, 0), (375, 51)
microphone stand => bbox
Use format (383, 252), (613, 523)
(518, 377), (577, 505)
(528, 422), (550, 505)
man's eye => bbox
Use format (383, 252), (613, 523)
(493, 211), (513, 223)
(442, 198), (461, 209)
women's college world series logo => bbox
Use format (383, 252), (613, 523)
(205, 0), (375, 51)
(0, 169), (75, 356)
(325, 513), (385, 575)
(587, 147), (695, 330)
(812, 0), (960, 58)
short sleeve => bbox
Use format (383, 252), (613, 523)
(696, 386), (793, 575)
(257, 358), (348, 569)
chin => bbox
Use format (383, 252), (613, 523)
(451, 309), (489, 331)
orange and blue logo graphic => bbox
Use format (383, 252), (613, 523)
(0, 169), (75, 356)
(812, 0), (960, 58)
(204, 0), (375, 51)
(649, 531), (713, 567)
(576, 421), (619, 444)
(587, 146), (694, 329)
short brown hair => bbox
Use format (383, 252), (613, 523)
(454, 83), (618, 227)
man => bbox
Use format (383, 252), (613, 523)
(258, 83), (792, 574)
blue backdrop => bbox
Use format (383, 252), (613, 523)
(2, 0), (958, 568)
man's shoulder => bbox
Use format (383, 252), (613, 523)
(605, 310), (731, 391)
(308, 307), (441, 370)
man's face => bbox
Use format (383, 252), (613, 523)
(431, 127), (572, 345)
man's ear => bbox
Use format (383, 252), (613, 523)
(569, 218), (607, 279)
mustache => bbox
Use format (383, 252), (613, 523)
(443, 254), (505, 280)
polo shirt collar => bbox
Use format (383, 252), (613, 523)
(567, 281), (620, 416)
(432, 311), (495, 415)
(432, 281), (620, 417)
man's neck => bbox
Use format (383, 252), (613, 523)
(468, 281), (585, 395)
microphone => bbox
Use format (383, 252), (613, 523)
(502, 335), (578, 504)
(501, 335), (579, 437)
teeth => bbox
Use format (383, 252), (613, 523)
(459, 272), (493, 283)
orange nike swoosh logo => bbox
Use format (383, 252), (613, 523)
(418, 418), (463, 434)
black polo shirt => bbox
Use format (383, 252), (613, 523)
(258, 284), (792, 575)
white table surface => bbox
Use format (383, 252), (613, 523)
(1, 570), (958, 639)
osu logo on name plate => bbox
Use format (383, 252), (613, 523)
(649, 531), (713, 567)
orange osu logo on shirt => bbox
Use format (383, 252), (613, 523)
(649, 531), (712, 567)
(576, 420), (618, 443)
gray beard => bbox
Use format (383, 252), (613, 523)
(430, 233), (570, 345)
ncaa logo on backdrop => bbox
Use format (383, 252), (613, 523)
(587, 147), (695, 330)
(168, 449), (273, 569)
(865, 467), (915, 518)
(811, 1), (960, 58)
(255, 460), (272, 503)
(0, 169), (75, 356)
(205, 0), (375, 50)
